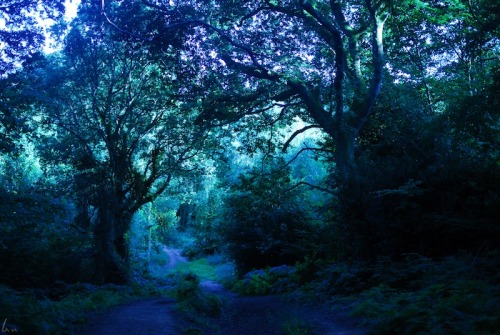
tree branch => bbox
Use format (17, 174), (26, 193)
(282, 124), (320, 153)
(284, 181), (336, 195)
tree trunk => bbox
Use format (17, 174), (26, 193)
(335, 126), (358, 184)
(93, 200), (131, 284)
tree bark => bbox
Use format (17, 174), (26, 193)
(93, 195), (131, 284)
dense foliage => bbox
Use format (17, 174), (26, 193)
(0, 0), (499, 333)
(0, 0), (65, 76)
(222, 164), (312, 273)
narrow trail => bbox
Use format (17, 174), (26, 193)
(76, 248), (188, 335)
(201, 281), (365, 335)
(77, 248), (366, 335)
(211, 296), (364, 335)
(76, 298), (182, 335)
(162, 247), (188, 270)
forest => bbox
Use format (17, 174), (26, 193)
(0, 0), (499, 334)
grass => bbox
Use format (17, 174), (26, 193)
(176, 258), (219, 281)
(174, 254), (236, 285)
(0, 279), (173, 335)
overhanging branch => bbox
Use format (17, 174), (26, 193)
(282, 124), (320, 153)
(284, 181), (336, 195)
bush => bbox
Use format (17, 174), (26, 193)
(281, 318), (314, 335)
(232, 265), (298, 295)
(0, 188), (92, 288)
(221, 166), (312, 274)
(174, 272), (223, 318)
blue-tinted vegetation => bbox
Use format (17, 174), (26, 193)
(0, 0), (499, 334)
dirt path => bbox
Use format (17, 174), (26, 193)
(201, 280), (365, 335)
(77, 250), (366, 335)
(76, 298), (183, 335)
(76, 290), (364, 335)
(163, 247), (188, 270)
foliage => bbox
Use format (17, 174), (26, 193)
(352, 279), (500, 335)
(232, 266), (298, 296)
(0, 280), (169, 335)
(0, 74), (37, 154)
(0, 0), (65, 76)
(128, 203), (178, 278)
(281, 318), (314, 335)
(174, 272), (223, 318)
(0, 152), (92, 288)
(221, 163), (312, 274)
(288, 253), (500, 335)
(330, 66), (500, 259)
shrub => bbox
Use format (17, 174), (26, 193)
(174, 272), (223, 318)
(232, 266), (298, 296)
(221, 166), (312, 274)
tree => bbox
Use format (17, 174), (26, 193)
(1, 1), (66, 154)
(386, 0), (500, 112)
(341, 0), (500, 258)
(0, 0), (65, 76)
(0, 73), (32, 154)
(134, 0), (389, 185)
(36, 11), (204, 283)
(222, 161), (311, 273)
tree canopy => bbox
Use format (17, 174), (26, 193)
(0, 0), (65, 76)
(0, 0), (499, 289)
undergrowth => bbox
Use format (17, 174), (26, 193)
(174, 254), (236, 287)
(174, 272), (223, 318)
(231, 265), (297, 295)
(0, 279), (172, 335)
(352, 280), (500, 335)
(230, 251), (500, 335)
(348, 253), (500, 335)
(281, 318), (314, 335)
(173, 272), (223, 334)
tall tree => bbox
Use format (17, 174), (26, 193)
(132, 0), (390, 185)
(36, 9), (204, 283)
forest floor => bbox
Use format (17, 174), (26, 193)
(76, 249), (366, 335)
